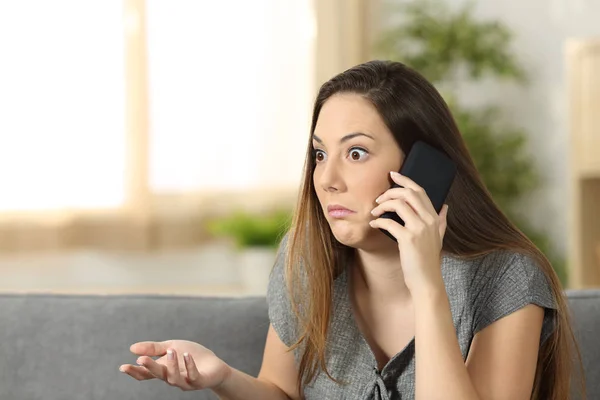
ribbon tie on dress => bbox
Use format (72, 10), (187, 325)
(373, 369), (391, 400)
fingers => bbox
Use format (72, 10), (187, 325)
(164, 349), (183, 386)
(371, 203), (449, 243)
(376, 187), (431, 217)
(130, 340), (171, 356)
(136, 355), (168, 381)
(376, 173), (437, 219)
(119, 364), (155, 381)
(183, 352), (202, 387)
(438, 204), (449, 240)
(135, 349), (196, 391)
(371, 198), (421, 227)
(369, 215), (405, 241)
(389, 171), (425, 193)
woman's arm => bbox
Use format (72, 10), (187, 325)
(214, 325), (300, 400)
(212, 368), (290, 400)
(465, 303), (544, 399)
(123, 325), (298, 400)
(414, 288), (544, 400)
(369, 172), (545, 400)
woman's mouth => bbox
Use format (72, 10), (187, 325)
(327, 204), (356, 218)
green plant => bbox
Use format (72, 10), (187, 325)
(374, 0), (567, 284)
(206, 209), (292, 250)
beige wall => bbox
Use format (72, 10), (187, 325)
(314, 0), (379, 87)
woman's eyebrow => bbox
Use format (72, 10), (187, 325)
(312, 132), (375, 144)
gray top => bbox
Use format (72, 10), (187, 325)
(266, 239), (557, 400)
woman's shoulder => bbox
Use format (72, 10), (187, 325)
(443, 249), (557, 342)
(442, 249), (557, 318)
(442, 248), (551, 292)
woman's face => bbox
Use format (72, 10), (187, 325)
(312, 93), (403, 248)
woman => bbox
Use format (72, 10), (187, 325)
(119, 60), (584, 399)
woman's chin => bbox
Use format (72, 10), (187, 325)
(329, 222), (395, 251)
(329, 221), (371, 247)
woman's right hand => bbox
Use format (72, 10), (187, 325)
(119, 339), (232, 392)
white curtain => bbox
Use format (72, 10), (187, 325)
(0, 1), (127, 211)
(146, 0), (316, 193)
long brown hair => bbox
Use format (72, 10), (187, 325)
(282, 60), (584, 399)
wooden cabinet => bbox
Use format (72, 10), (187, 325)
(567, 39), (600, 288)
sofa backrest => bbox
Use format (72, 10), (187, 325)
(566, 289), (600, 399)
(0, 293), (270, 400)
(0, 289), (598, 400)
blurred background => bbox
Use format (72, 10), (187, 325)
(0, 0), (598, 296)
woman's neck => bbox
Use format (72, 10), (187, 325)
(352, 246), (411, 305)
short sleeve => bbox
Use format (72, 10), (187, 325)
(266, 233), (298, 348)
(472, 252), (557, 344)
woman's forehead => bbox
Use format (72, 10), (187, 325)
(314, 95), (390, 140)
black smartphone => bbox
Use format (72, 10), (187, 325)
(379, 141), (457, 242)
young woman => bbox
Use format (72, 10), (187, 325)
(120, 60), (584, 400)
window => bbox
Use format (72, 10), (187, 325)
(0, 0), (316, 214)
(146, 0), (316, 193)
(0, 0), (369, 251)
(0, 1), (126, 211)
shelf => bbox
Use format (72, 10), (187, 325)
(567, 38), (600, 288)
(570, 177), (600, 288)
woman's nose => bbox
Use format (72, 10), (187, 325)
(319, 160), (344, 192)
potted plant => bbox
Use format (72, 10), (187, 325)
(206, 209), (291, 294)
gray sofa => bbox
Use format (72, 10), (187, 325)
(1, 290), (598, 400)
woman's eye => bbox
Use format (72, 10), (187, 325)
(314, 149), (326, 162)
(349, 147), (368, 161)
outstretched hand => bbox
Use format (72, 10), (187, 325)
(119, 339), (231, 392)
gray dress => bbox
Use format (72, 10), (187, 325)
(266, 239), (557, 400)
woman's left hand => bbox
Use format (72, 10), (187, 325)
(369, 171), (449, 297)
